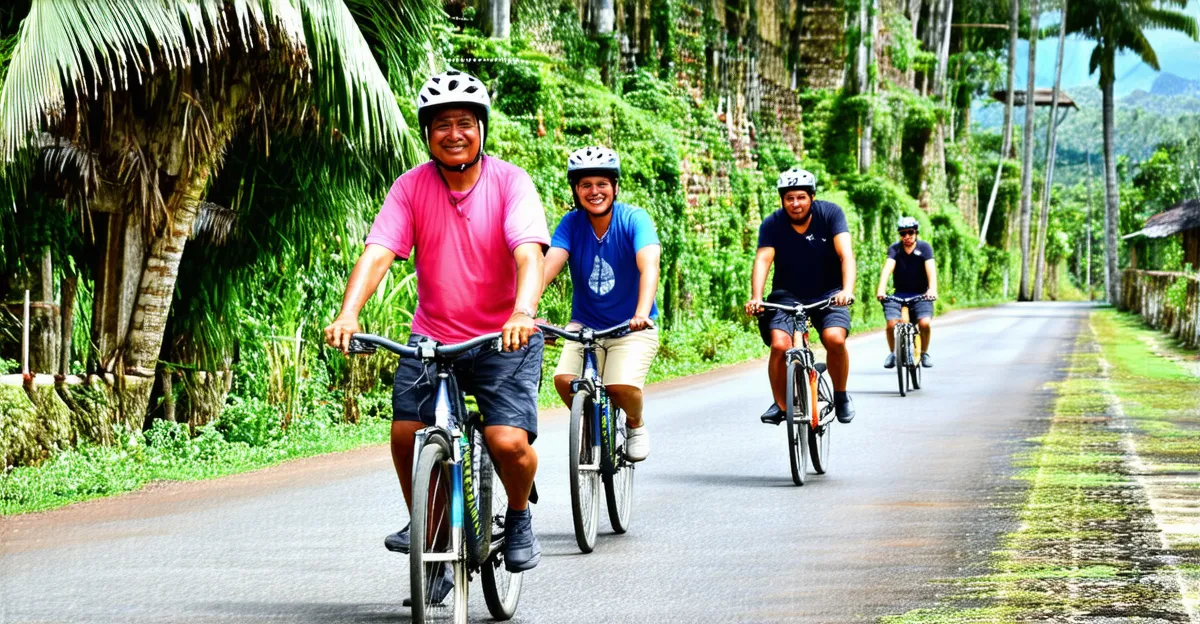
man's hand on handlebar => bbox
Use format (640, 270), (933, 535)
(744, 298), (765, 316)
(832, 289), (855, 307)
(324, 316), (361, 354)
(503, 311), (537, 351)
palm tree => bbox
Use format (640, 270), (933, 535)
(0, 0), (423, 428)
(1064, 0), (1198, 303)
(1018, 0), (1040, 301)
(1033, 0), (1069, 300)
(979, 0), (1019, 246)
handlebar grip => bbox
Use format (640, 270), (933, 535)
(347, 338), (377, 354)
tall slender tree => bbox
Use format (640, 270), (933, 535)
(1034, 0), (1069, 300)
(979, 0), (1020, 246)
(1064, 0), (1198, 303)
(1018, 0), (1040, 301)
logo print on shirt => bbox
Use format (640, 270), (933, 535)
(915, 249), (922, 256)
(805, 234), (815, 242)
(589, 256), (615, 296)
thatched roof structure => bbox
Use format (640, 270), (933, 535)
(1124, 199), (1200, 240)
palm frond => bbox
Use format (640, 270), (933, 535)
(0, 0), (417, 166)
(1139, 6), (1199, 40)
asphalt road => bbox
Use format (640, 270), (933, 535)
(0, 302), (1091, 624)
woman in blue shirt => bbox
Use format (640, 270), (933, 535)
(543, 146), (661, 462)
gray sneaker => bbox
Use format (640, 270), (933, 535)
(920, 352), (933, 368)
(504, 508), (541, 572)
(402, 562), (454, 607)
(883, 353), (896, 369)
(384, 524), (410, 553)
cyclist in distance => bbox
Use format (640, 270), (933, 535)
(875, 216), (938, 368)
(543, 146), (661, 462)
(744, 167), (857, 425)
(323, 69), (551, 597)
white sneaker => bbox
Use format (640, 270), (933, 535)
(625, 424), (649, 462)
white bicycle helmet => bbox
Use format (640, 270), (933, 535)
(897, 216), (920, 231)
(567, 146), (621, 184)
(415, 70), (491, 170)
(777, 166), (817, 194)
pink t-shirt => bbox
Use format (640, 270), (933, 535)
(365, 156), (550, 343)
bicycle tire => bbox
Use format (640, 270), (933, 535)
(910, 350), (922, 390)
(409, 435), (467, 624)
(480, 443), (522, 620)
(463, 421), (491, 566)
(568, 391), (600, 552)
(785, 361), (809, 485)
(808, 367), (834, 474)
(895, 330), (907, 397)
(603, 404), (634, 533)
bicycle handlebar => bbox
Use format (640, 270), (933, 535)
(347, 332), (503, 358)
(881, 294), (934, 305)
(537, 321), (633, 343)
(757, 296), (852, 315)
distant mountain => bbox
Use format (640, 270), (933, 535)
(1150, 72), (1200, 97)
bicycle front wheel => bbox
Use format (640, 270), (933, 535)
(603, 405), (634, 533)
(409, 436), (467, 624)
(480, 443), (522, 620)
(568, 391), (601, 552)
(895, 332), (907, 397)
(808, 367), (834, 474)
(785, 362), (809, 486)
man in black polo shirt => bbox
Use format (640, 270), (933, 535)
(875, 216), (938, 368)
(745, 167), (857, 425)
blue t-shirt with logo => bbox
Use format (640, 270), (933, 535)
(551, 202), (660, 329)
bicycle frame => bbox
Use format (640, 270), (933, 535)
(547, 323), (629, 475)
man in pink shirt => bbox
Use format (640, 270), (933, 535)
(324, 70), (549, 597)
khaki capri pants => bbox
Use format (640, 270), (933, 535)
(553, 327), (660, 390)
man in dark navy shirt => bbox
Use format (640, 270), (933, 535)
(875, 216), (938, 368)
(745, 167), (857, 425)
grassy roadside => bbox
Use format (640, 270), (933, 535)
(882, 308), (1200, 623)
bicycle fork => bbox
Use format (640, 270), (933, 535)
(412, 375), (464, 558)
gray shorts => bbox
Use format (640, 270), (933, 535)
(757, 290), (852, 346)
(392, 333), (544, 442)
(882, 295), (934, 321)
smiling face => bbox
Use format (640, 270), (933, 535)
(427, 107), (480, 167)
(574, 175), (617, 216)
(781, 189), (814, 224)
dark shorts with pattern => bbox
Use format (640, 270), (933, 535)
(757, 289), (852, 346)
(392, 333), (544, 442)
(882, 294), (934, 322)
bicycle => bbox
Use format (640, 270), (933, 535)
(348, 332), (524, 624)
(757, 298), (842, 486)
(537, 321), (635, 553)
(881, 295), (930, 397)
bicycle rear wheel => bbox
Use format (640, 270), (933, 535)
(409, 436), (467, 624)
(603, 405), (634, 533)
(895, 331), (907, 397)
(807, 366), (834, 474)
(480, 443), (522, 620)
(568, 391), (601, 552)
(785, 361), (809, 485)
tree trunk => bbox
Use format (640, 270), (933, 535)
(979, 0), (1019, 246)
(119, 170), (210, 422)
(1102, 70), (1121, 304)
(858, 0), (879, 173)
(1018, 0), (1039, 301)
(1033, 0), (1068, 300)
(482, 0), (511, 39)
(58, 275), (78, 378)
(934, 0), (954, 99)
(590, 0), (614, 34)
